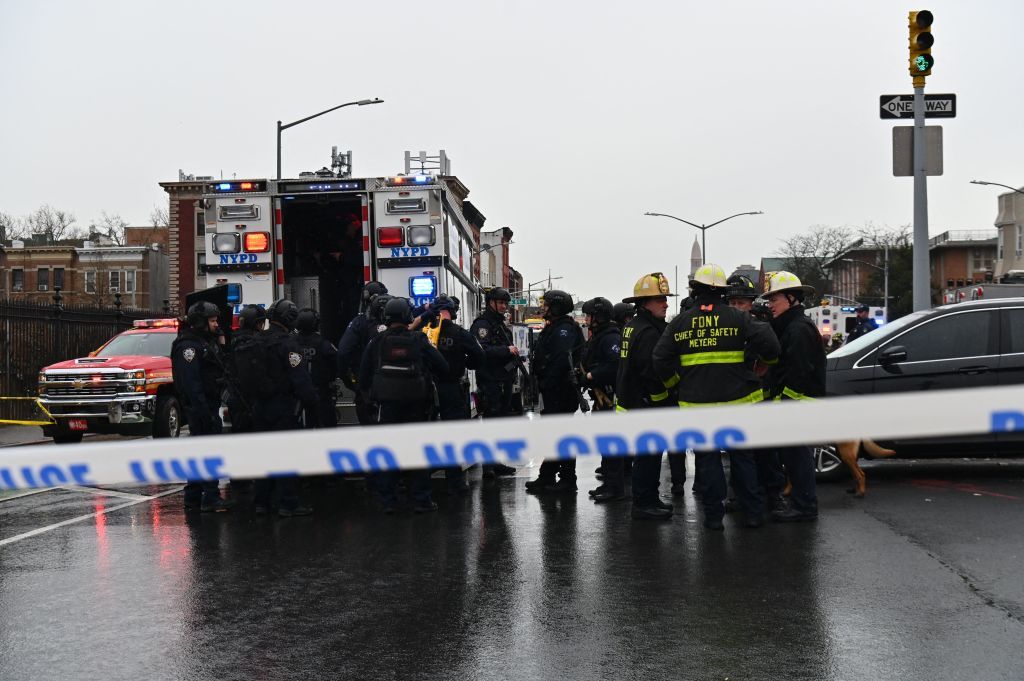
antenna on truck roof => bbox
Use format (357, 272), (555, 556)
(404, 150), (451, 176)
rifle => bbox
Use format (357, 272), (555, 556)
(208, 343), (254, 420)
(567, 351), (591, 414)
(495, 321), (537, 412)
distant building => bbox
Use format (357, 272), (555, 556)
(159, 176), (208, 313)
(929, 230), (997, 291)
(479, 226), (514, 289)
(990, 188), (1024, 280)
(730, 263), (759, 284)
(690, 236), (702, 276)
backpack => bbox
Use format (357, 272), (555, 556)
(231, 332), (279, 400)
(369, 330), (429, 403)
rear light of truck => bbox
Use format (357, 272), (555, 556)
(213, 233), (241, 253)
(407, 225), (435, 246)
(377, 227), (404, 247)
(243, 232), (270, 253)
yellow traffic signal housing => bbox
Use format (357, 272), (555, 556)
(908, 10), (934, 81)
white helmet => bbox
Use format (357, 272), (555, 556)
(764, 270), (815, 297)
(691, 263), (728, 288)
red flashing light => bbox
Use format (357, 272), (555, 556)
(243, 232), (271, 253)
(132, 318), (179, 329)
(377, 227), (404, 247)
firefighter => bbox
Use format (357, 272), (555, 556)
(579, 297), (625, 502)
(295, 307), (339, 428)
(426, 294), (484, 494)
(525, 289), (586, 494)
(469, 287), (519, 477)
(763, 271), (826, 522)
(171, 301), (231, 512)
(337, 281), (388, 425)
(845, 303), (878, 343)
(359, 297), (449, 513)
(251, 299), (319, 517)
(652, 265), (779, 530)
(615, 273), (679, 519)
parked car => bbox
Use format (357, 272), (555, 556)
(816, 297), (1024, 478)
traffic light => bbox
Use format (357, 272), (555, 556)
(908, 10), (934, 79)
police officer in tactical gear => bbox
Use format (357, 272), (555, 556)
(611, 302), (635, 328)
(359, 297), (449, 513)
(763, 271), (826, 522)
(337, 281), (388, 424)
(845, 303), (878, 343)
(578, 297), (625, 502)
(469, 287), (519, 477)
(423, 295), (484, 494)
(616, 273), (679, 519)
(226, 304), (265, 435)
(172, 301), (231, 512)
(525, 289), (586, 494)
(252, 299), (320, 517)
(654, 264), (780, 530)
(295, 307), (339, 428)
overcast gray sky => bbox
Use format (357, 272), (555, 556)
(3, 0), (1022, 303)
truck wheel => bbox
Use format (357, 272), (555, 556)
(153, 395), (181, 438)
(52, 431), (84, 444)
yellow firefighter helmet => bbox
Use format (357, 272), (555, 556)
(764, 270), (816, 297)
(690, 263), (728, 288)
(623, 272), (677, 303)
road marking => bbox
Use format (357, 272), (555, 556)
(57, 485), (152, 501)
(0, 486), (184, 549)
(0, 488), (55, 503)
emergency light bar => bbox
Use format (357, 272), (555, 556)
(387, 175), (433, 186)
(226, 283), (242, 305)
(211, 181), (266, 192)
(409, 275), (437, 298)
(132, 319), (179, 329)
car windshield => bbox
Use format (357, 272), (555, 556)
(96, 332), (176, 358)
(828, 309), (931, 358)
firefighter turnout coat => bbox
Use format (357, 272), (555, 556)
(652, 293), (780, 406)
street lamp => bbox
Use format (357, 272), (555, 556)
(276, 98), (383, 180)
(970, 179), (1024, 196)
(643, 211), (764, 264)
(842, 245), (890, 322)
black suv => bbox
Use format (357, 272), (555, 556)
(822, 297), (1024, 465)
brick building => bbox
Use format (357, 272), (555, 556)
(159, 176), (207, 313)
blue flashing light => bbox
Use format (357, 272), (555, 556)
(409, 275), (437, 298)
(226, 284), (242, 304)
(218, 183), (232, 191)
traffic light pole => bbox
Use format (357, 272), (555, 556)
(911, 84), (930, 311)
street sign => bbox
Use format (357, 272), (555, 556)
(893, 125), (943, 177)
(880, 93), (956, 119)
(510, 298), (527, 306)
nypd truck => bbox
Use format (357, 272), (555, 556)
(199, 156), (484, 344)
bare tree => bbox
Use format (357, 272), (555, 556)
(775, 224), (855, 299)
(92, 211), (129, 246)
(149, 205), (169, 228)
(0, 211), (26, 241)
(24, 205), (82, 243)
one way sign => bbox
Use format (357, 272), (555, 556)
(879, 94), (957, 119)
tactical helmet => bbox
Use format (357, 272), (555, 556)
(581, 297), (614, 323)
(268, 299), (300, 330)
(432, 294), (458, 319)
(855, 303), (870, 313)
(384, 297), (414, 325)
(542, 289), (573, 318)
(623, 272), (677, 303)
(612, 302), (634, 326)
(186, 301), (220, 331)
(763, 271), (815, 299)
(726, 274), (758, 300)
(368, 294), (393, 324)
(691, 263), (729, 289)
(360, 281), (388, 309)
(237, 304), (266, 331)
(295, 307), (320, 333)
(485, 287), (511, 303)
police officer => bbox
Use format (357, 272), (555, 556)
(337, 281), (388, 425)
(525, 289), (586, 494)
(616, 273), (678, 520)
(295, 307), (339, 428)
(252, 299), (320, 517)
(359, 297), (449, 513)
(612, 302), (635, 329)
(226, 304), (264, 436)
(763, 271), (826, 522)
(578, 297), (625, 502)
(470, 287), (519, 477)
(424, 295), (484, 494)
(846, 303), (878, 343)
(171, 301), (231, 512)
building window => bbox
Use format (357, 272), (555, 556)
(197, 251), (206, 275)
(109, 270), (121, 292)
(54, 268), (65, 290)
(1017, 225), (1023, 256)
(85, 271), (96, 293)
(124, 270), (136, 293)
(12, 269), (24, 292)
(37, 268), (50, 291)
(196, 210), (206, 238)
(998, 230), (1004, 260)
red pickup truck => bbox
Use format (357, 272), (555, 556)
(37, 319), (183, 443)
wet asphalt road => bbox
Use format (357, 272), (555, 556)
(1, 458), (1023, 681)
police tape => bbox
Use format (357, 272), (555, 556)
(0, 385), (1021, 491)
(0, 397), (55, 427)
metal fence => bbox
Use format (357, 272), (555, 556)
(0, 291), (170, 397)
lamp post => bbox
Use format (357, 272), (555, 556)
(276, 98), (383, 180)
(525, 276), (562, 313)
(643, 210), (763, 264)
(970, 179), (1024, 196)
(843, 245), (890, 322)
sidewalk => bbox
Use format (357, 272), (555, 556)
(0, 424), (48, 447)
